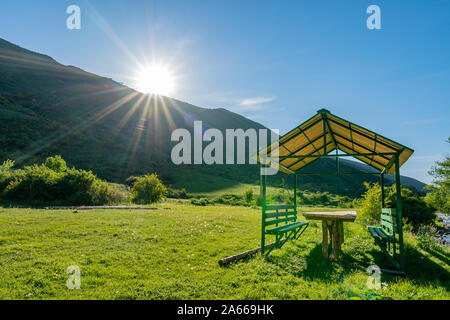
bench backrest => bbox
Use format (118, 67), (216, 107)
(262, 204), (297, 231)
(381, 208), (400, 236)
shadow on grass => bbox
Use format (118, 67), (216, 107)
(264, 239), (449, 288)
(367, 244), (450, 286)
(266, 242), (368, 281)
(404, 244), (450, 284)
(221, 238), (449, 291)
(422, 246), (450, 266)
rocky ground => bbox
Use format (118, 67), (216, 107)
(435, 213), (450, 246)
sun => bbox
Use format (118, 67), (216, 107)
(135, 65), (175, 95)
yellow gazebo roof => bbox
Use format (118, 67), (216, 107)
(258, 109), (414, 175)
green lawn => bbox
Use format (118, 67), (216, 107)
(0, 202), (448, 300)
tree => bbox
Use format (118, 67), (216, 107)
(425, 137), (450, 213)
(359, 182), (382, 223)
(130, 174), (167, 204)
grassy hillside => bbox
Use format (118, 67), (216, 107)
(0, 38), (426, 197)
(0, 203), (448, 299)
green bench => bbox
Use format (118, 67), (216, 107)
(261, 204), (309, 256)
(368, 208), (404, 272)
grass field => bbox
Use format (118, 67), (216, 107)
(0, 202), (448, 300)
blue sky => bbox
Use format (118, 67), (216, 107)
(0, 0), (449, 183)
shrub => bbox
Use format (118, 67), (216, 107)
(243, 187), (254, 204)
(1, 156), (113, 205)
(386, 187), (435, 229)
(130, 174), (167, 204)
(190, 198), (211, 206)
(167, 187), (191, 199)
(106, 183), (130, 204)
(271, 189), (292, 204)
(417, 232), (438, 251)
(402, 218), (414, 233)
(213, 193), (245, 206)
(296, 189), (352, 207)
(425, 187), (449, 214)
(358, 182), (382, 223)
(358, 182), (435, 229)
(44, 155), (67, 172)
(0, 159), (15, 192)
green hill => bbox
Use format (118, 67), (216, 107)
(0, 38), (426, 196)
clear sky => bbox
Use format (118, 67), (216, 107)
(0, 0), (449, 183)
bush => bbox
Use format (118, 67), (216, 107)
(358, 182), (435, 229)
(296, 190), (352, 207)
(402, 218), (414, 233)
(44, 155), (67, 172)
(106, 183), (130, 204)
(425, 187), (449, 214)
(189, 194), (248, 206)
(386, 187), (435, 229)
(0, 156), (113, 205)
(359, 182), (382, 223)
(417, 232), (439, 251)
(271, 189), (293, 204)
(167, 187), (191, 199)
(190, 198), (211, 206)
(0, 159), (15, 191)
(243, 187), (254, 204)
(213, 193), (246, 206)
(130, 174), (167, 204)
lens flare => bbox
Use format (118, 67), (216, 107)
(135, 65), (175, 95)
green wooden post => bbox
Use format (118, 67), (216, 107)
(380, 173), (385, 207)
(336, 149), (339, 175)
(395, 154), (405, 271)
(293, 173), (297, 209)
(261, 166), (267, 255)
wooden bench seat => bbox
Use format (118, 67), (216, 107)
(261, 204), (309, 256)
(266, 221), (309, 234)
(368, 226), (396, 242)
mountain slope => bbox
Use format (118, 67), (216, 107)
(0, 38), (426, 196)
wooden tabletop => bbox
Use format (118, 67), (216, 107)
(303, 211), (357, 222)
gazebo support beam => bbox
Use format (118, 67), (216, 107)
(293, 173), (297, 208)
(381, 172), (385, 207)
(260, 166), (267, 255)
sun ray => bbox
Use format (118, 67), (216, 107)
(126, 95), (152, 173)
(158, 95), (176, 132)
(15, 91), (139, 163)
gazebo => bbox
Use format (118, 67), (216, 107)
(257, 109), (414, 272)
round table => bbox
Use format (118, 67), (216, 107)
(302, 211), (357, 260)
